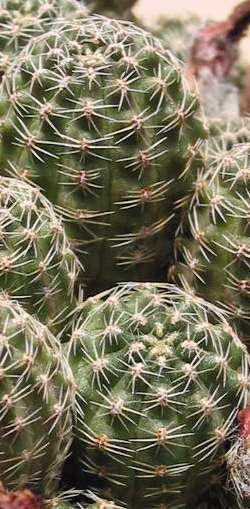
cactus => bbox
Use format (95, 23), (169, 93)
(0, 0), (86, 79)
(208, 117), (250, 146)
(67, 282), (249, 508)
(0, 486), (85, 509)
(0, 16), (206, 294)
(153, 15), (202, 63)
(0, 294), (75, 495)
(169, 121), (250, 340)
(226, 406), (250, 508)
(0, 177), (81, 339)
(0, 484), (44, 509)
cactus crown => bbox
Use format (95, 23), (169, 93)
(0, 16), (206, 293)
(68, 283), (249, 509)
(0, 0), (87, 79)
(0, 177), (81, 339)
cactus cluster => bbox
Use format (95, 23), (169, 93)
(0, 2), (250, 509)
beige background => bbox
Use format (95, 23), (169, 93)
(135, 0), (239, 21)
(134, 0), (250, 61)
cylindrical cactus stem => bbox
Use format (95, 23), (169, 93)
(0, 295), (75, 495)
(0, 16), (207, 294)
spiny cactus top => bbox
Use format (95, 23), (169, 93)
(0, 177), (81, 340)
(0, 295), (75, 495)
(0, 0), (86, 78)
(0, 16), (206, 294)
(169, 123), (250, 339)
(67, 283), (250, 509)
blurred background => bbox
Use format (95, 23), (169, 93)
(134, 0), (250, 61)
(135, 0), (241, 20)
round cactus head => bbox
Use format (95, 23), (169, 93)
(67, 283), (250, 508)
(170, 118), (250, 340)
(0, 177), (81, 340)
(0, 0), (86, 79)
(0, 16), (206, 294)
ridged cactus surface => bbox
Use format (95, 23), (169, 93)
(0, 177), (80, 339)
(169, 122), (250, 339)
(0, 295), (75, 495)
(0, 16), (206, 294)
(0, 0), (86, 79)
(67, 283), (249, 509)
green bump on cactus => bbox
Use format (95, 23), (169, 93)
(67, 283), (249, 509)
(0, 295), (75, 495)
(0, 16), (206, 294)
(169, 120), (250, 339)
(0, 0), (86, 78)
(208, 117), (250, 146)
(0, 177), (81, 339)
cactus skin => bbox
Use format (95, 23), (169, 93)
(169, 122), (250, 339)
(0, 177), (80, 340)
(0, 0), (86, 79)
(0, 295), (75, 495)
(0, 17), (206, 294)
(67, 283), (249, 509)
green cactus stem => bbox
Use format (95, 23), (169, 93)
(0, 16), (206, 294)
(169, 120), (250, 340)
(67, 282), (250, 508)
(0, 295), (75, 495)
(0, 177), (81, 340)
